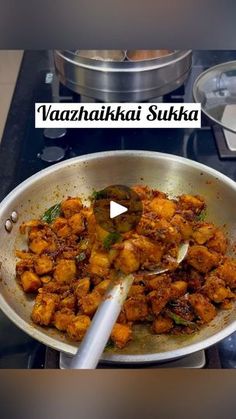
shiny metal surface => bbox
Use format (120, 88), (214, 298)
(54, 50), (192, 102)
(0, 151), (236, 364)
(193, 61), (236, 134)
(142, 241), (189, 276)
(75, 50), (126, 62)
(4, 219), (12, 232)
(10, 211), (18, 223)
(60, 349), (206, 369)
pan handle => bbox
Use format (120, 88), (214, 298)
(68, 274), (134, 369)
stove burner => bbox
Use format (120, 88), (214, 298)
(38, 146), (67, 162)
(44, 127), (67, 139)
(59, 350), (206, 369)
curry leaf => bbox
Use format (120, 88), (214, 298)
(41, 203), (61, 224)
(105, 339), (114, 350)
(91, 190), (107, 200)
(196, 210), (207, 221)
(166, 310), (196, 328)
(103, 232), (121, 250)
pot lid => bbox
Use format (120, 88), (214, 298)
(193, 61), (236, 133)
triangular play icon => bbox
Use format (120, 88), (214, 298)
(110, 200), (128, 219)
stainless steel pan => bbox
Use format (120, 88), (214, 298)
(0, 150), (236, 364)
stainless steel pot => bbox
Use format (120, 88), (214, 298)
(0, 151), (236, 364)
(54, 50), (192, 102)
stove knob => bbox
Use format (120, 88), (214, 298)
(38, 146), (66, 163)
(44, 128), (67, 139)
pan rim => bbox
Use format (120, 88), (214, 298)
(1, 150), (236, 211)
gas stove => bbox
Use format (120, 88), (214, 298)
(1, 50), (236, 368)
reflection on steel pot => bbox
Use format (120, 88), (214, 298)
(54, 50), (192, 102)
(75, 50), (126, 62)
(1, 151), (236, 365)
(193, 61), (236, 134)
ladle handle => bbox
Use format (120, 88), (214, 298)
(68, 274), (134, 369)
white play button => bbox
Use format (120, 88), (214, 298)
(110, 200), (128, 219)
(93, 185), (142, 233)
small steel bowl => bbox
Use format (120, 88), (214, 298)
(126, 50), (173, 62)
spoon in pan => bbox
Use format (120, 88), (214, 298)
(68, 241), (189, 369)
(137, 241), (189, 276)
